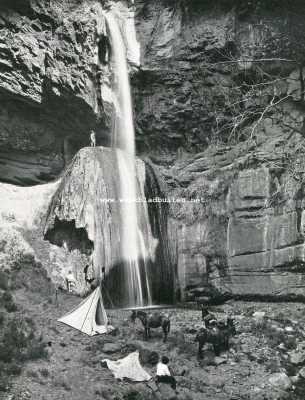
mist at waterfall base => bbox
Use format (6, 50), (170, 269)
(103, 12), (152, 308)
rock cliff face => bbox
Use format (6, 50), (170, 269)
(2, 0), (305, 301)
(132, 0), (305, 155)
(44, 147), (175, 303)
(0, 0), (111, 184)
(131, 0), (305, 301)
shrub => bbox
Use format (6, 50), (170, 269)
(26, 370), (39, 378)
(123, 390), (145, 400)
(26, 341), (48, 361)
(53, 376), (72, 391)
(0, 362), (6, 374)
(0, 316), (47, 366)
(0, 344), (13, 363)
(2, 291), (13, 303)
(0, 290), (17, 312)
(265, 358), (281, 373)
(0, 378), (8, 392)
(39, 368), (49, 378)
(251, 319), (297, 350)
(5, 301), (18, 313)
(0, 310), (48, 395)
(0, 271), (9, 290)
(7, 363), (22, 376)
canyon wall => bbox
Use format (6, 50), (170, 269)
(2, 0), (305, 301)
(133, 0), (305, 301)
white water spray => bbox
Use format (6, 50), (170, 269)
(105, 12), (151, 307)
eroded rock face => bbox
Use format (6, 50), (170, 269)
(132, 0), (305, 155)
(226, 168), (305, 299)
(131, 0), (305, 300)
(167, 143), (305, 301)
(3, 0), (305, 301)
(0, 180), (74, 292)
(0, 0), (112, 184)
(44, 146), (175, 303)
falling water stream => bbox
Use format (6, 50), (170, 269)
(105, 12), (152, 307)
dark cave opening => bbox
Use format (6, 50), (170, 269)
(44, 217), (93, 254)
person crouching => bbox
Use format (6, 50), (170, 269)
(156, 356), (176, 390)
(66, 270), (76, 293)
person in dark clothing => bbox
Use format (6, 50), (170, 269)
(201, 304), (216, 328)
(84, 264), (94, 284)
(156, 356), (177, 390)
(90, 130), (96, 147)
(98, 34), (111, 65)
(66, 270), (76, 293)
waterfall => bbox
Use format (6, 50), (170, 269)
(105, 12), (152, 307)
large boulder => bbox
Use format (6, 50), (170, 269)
(268, 372), (292, 391)
(44, 146), (175, 303)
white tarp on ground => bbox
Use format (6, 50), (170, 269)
(102, 351), (151, 381)
(58, 287), (113, 336)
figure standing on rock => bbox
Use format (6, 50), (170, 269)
(90, 130), (96, 147)
(84, 264), (94, 285)
(84, 249), (94, 285)
(66, 270), (76, 293)
(83, 249), (101, 291)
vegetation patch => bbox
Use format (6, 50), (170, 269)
(0, 299), (48, 392)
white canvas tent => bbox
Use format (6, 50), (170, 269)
(58, 287), (112, 336)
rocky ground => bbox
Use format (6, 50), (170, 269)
(2, 266), (305, 400)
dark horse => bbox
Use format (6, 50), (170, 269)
(195, 317), (236, 358)
(130, 310), (170, 342)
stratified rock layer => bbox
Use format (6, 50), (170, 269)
(130, 1), (305, 301)
(226, 168), (305, 298)
(166, 138), (305, 301)
(0, 0), (112, 184)
(133, 1), (305, 155)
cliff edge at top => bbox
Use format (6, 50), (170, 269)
(0, 0), (111, 184)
